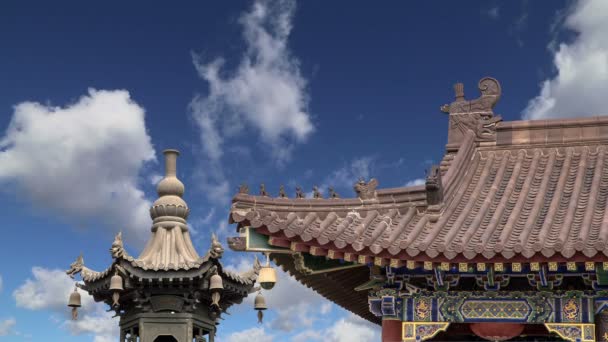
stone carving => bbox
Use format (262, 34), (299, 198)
(66, 254), (84, 279)
(425, 165), (444, 205)
(313, 186), (322, 199)
(441, 77), (503, 142)
(329, 187), (340, 199)
(259, 183), (268, 196)
(354, 178), (378, 200)
(209, 233), (224, 259)
(278, 185), (287, 198)
(295, 186), (305, 199)
(238, 183), (249, 194)
(227, 236), (246, 251)
(110, 232), (125, 259)
(133, 290), (152, 311)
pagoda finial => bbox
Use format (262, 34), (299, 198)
(139, 148), (198, 265)
(150, 149), (189, 220)
(156, 149), (184, 198)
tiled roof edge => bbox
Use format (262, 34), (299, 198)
(497, 116), (608, 146)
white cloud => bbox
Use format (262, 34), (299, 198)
(484, 6), (500, 20)
(64, 309), (118, 342)
(324, 314), (379, 342)
(14, 267), (94, 311)
(224, 326), (274, 342)
(291, 314), (379, 342)
(325, 157), (373, 188)
(14, 267), (118, 341)
(404, 178), (425, 187)
(0, 318), (16, 336)
(523, 0), (608, 120)
(305, 156), (374, 198)
(224, 256), (331, 333)
(0, 89), (155, 242)
(191, 0), (313, 166)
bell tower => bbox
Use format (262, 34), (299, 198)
(66, 150), (260, 342)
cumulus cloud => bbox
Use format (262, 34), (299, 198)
(0, 318), (16, 336)
(224, 256), (330, 333)
(523, 0), (608, 120)
(190, 0), (313, 204)
(483, 6), (500, 20)
(300, 156), (374, 198)
(404, 178), (425, 187)
(224, 326), (274, 342)
(191, 0), (313, 163)
(324, 314), (379, 342)
(14, 267), (118, 341)
(292, 314), (379, 342)
(0, 89), (156, 242)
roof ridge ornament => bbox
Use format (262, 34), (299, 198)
(441, 77), (503, 146)
(110, 231), (125, 259)
(425, 165), (444, 222)
(354, 178), (378, 200)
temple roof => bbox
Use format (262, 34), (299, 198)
(227, 77), (608, 324)
(229, 78), (608, 264)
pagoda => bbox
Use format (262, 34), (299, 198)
(66, 149), (260, 342)
(227, 77), (608, 342)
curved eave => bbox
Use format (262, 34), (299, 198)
(272, 253), (380, 325)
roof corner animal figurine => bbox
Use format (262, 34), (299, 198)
(425, 165), (444, 206)
(295, 186), (305, 198)
(354, 178), (378, 200)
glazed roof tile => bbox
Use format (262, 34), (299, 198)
(230, 116), (608, 262)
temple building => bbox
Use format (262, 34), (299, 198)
(66, 149), (261, 342)
(228, 78), (608, 342)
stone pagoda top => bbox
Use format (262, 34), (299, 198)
(66, 149), (260, 341)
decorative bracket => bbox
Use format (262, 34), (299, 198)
(544, 323), (595, 342)
(402, 322), (449, 342)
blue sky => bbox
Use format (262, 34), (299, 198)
(1, 0), (607, 340)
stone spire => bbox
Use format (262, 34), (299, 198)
(137, 149), (200, 268)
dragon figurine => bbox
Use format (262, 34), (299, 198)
(440, 77), (503, 142)
(354, 178), (378, 200)
(227, 236), (246, 251)
(66, 254), (84, 279)
(425, 165), (444, 206)
(278, 185), (287, 198)
(313, 186), (322, 199)
(208, 233), (225, 259)
(295, 186), (305, 199)
(110, 231), (125, 259)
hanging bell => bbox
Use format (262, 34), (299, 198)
(254, 291), (267, 324)
(110, 273), (124, 291)
(68, 288), (82, 308)
(209, 273), (223, 292)
(68, 287), (81, 321)
(254, 292), (267, 310)
(259, 254), (277, 290)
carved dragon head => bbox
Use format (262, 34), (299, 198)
(109, 231), (125, 259)
(209, 233), (225, 259)
(66, 254), (84, 279)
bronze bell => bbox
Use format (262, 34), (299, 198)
(68, 288), (82, 308)
(254, 292), (267, 324)
(258, 265), (277, 290)
(110, 273), (124, 291)
(254, 292), (267, 310)
(210, 273), (223, 292)
(68, 287), (81, 321)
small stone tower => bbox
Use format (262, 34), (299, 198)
(66, 149), (260, 342)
